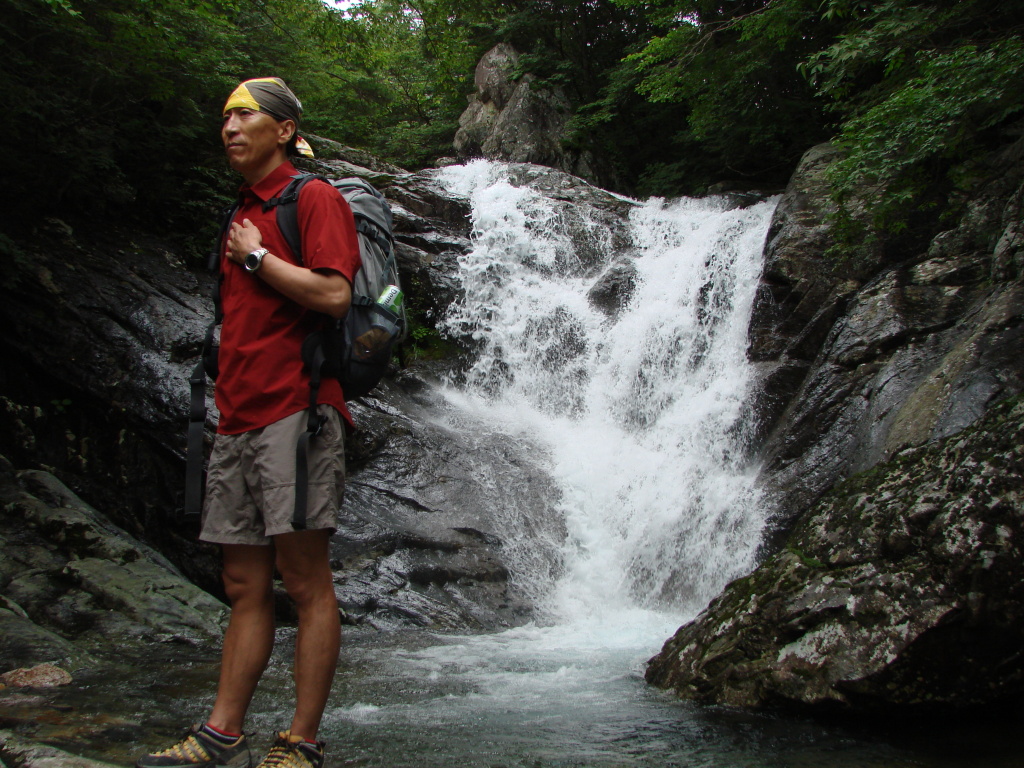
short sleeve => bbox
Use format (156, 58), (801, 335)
(296, 180), (362, 286)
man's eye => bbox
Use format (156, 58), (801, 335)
(223, 109), (255, 122)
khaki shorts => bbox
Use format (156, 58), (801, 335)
(200, 406), (345, 545)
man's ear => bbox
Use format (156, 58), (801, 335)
(278, 119), (297, 147)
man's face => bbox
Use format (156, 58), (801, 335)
(222, 107), (293, 178)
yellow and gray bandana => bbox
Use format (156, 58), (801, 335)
(224, 77), (314, 158)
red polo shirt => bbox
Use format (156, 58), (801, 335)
(215, 161), (362, 434)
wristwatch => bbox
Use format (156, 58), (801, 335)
(244, 248), (269, 273)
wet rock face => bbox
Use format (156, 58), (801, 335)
(761, 264), (1024, 523)
(588, 260), (638, 317)
(750, 141), (1024, 527)
(323, 381), (562, 631)
(500, 162), (639, 280)
(453, 43), (519, 158)
(0, 220), (216, 586)
(648, 395), (1024, 709)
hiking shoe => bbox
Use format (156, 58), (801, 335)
(136, 723), (252, 767)
(256, 731), (324, 768)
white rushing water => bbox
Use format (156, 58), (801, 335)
(436, 160), (776, 627)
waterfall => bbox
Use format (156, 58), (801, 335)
(436, 160), (777, 629)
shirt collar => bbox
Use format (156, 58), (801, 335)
(239, 161), (299, 204)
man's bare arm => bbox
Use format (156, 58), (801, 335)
(225, 218), (352, 319)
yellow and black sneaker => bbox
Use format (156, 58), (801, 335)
(256, 731), (324, 768)
(136, 723), (252, 767)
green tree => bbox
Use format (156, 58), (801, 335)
(0, 0), (494, 245)
(805, 0), (1024, 253)
(0, 0), (252, 236)
(604, 0), (836, 195)
(282, 0), (495, 168)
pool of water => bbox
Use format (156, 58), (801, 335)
(312, 626), (1024, 768)
(22, 622), (1023, 768)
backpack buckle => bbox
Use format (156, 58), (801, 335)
(306, 411), (327, 437)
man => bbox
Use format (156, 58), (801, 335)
(137, 78), (361, 768)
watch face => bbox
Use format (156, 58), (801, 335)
(244, 249), (264, 272)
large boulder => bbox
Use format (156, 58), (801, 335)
(453, 43), (519, 157)
(454, 44), (606, 186)
(647, 395), (1024, 708)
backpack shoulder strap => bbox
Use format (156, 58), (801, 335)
(208, 202), (238, 271)
(268, 172), (325, 264)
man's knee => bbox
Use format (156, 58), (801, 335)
(274, 530), (335, 608)
(221, 545), (275, 605)
(223, 571), (273, 606)
(277, 563), (336, 609)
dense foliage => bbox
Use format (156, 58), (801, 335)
(596, 0), (837, 195)
(1, 0), (245, 240)
(815, 1), (1024, 252)
(1, 0), (1022, 256)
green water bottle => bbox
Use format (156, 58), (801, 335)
(376, 285), (403, 315)
(353, 285), (403, 360)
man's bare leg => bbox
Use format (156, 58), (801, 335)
(274, 529), (340, 741)
(207, 543), (277, 735)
